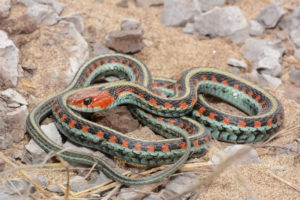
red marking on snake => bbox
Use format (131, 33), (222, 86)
(162, 83), (169, 88)
(96, 131), (104, 138)
(164, 102), (173, 108)
(211, 76), (217, 82)
(197, 107), (206, 115)
(147, 145), (154, 152)
(208, 113), (217, 120)
(156, 117), (163, 121)
(238, 120), (246, 127)
(86, 68), (91, 76)
(69, 120), (76, 128)
(56, 108), (62, 115)
(138, 93), (144, 99)
(147, 113), (153, 117)
(162, 145), (170, 152)
(134, 143), (142, 151)
(90, 64), (95, 72)
(180, 142), (186, 149)
(267, 118), (273, 126)
(118, 58), (124, 64)
(254, 121), (261, 127)
(176, 83), (181, 88)
(276, 114), (281, 123)
(61, 114), (67, 121)
(153, 81), (158, 87)
(53, 103), (58, 110)
(135, 71), (140, 77)
(242, 87), (246, 93)
(110, 58), (116, 63)
(168, 119), (176, 125)
(255, 95), (261, 102)
(222, 79), (229, 85)
(109, 136), (117, 143)
(103, 59), (108, 64)
(125, 60), (130, 66)
(234, 84), (239, 90)
(178, 123), (184, 128)
(260, 101), (266, 107)
(191, 97), (196, 104)
(81, 125), (90, 133)
(222, 117), (230, 125)
(149, 98), (157, 106)
(96, 60), (101, 67)
(248, 90), (253, 98)
(131, 64), (136, 70)
(193, 140), (199, 147)
(122, 140), (128, 147)
(179, 101), (188, 109)
(125, 88), (134, 93)
(201, 75), (207, 81)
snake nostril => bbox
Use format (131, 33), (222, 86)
(83, 97), (92, 106)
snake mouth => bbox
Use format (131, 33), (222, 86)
(67, 88), (116, 112)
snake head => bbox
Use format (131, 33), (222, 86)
(67, 88), (115, 112)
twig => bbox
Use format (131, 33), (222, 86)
(268, 171), (300, 193)
(102, 183), (121, 200)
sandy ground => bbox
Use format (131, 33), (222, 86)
(2, 0), (300, 199)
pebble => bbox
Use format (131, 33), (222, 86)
(275, 142), (298, 155)
(211, 145), (260, 165)
(117, 188), (143, 200)
(289, 67), (300, 86)
(0, 0), (11, 19)
(0, 30), (19, 88)
(249, 20), (265, 36)
(260, 73), (282, 90)
(121, 18), (141, 31)
(227, 58), (247, 69)
(256, 57), (282, 77)
(0, 88), (28, 106)
(290, 29), (300, 48)
(92, 42), (115, 57)
(194, 6), (248, 43)
(135, 0), (163, 8)
(6, 105), (29, 142)
(182, 22), (194, 34)
(256, 2), (285, 28)
(2, 178), (36, 195)
(161, 0), (201, 27)
(165, 173), (200, 195)
(27, 3), (60, 26)
(62, 13), (84, 33)
(199, 0), (225, 12)
(279, 5), (300, 31)
(143, 194), (162, 200)
(69, 176), (90, 192)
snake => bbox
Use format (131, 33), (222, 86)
(26, 54), (284, 185)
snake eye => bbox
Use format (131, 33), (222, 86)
(83, 97), (92, 106)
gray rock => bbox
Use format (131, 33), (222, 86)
(121, 18), (141, 31)
(256, 57), (282, 77)
(117, 188), (143, 200)
(63, 141), (95, 154)
(92, 42), (114, 57)
(31, 175), (48, 188)
(6, 105), (28, 142)
(69, 176), (90, 192)
(7, 103), (21, 108)
(105, 28), (144, 53)
(290, 28), (300, 48)
(194, 6), (248, 42)
(289, 67), (300, 86)
(256, 2), (285, 28)
(0, 0), (11, 19)
(260, 73), (282, 90)
(227, 58), (247, 69)
(62, 13), (84, 33)
(143, 194), (162, 200)
(0, 30), (19, 87)
(27, 3), (60, 26)
(249, 20), (264, 36)
(211, 145), (260, 165)
(165, 173), (200, 194)
(47, 186), (64, 194)
(275, 142), (298, 155)
(88, 172), (110, 186)
(161, 0), (201, 27)
(0, 133), (13, 150)
(135, 0), (163, 8)
(279, 5), (300, 31)
(1, 88), (27, 106)
(199, 0), (225, 12)
(182, 22), (194, 34)
(34, 0), (66, 14)
(3, 178), (36, 195)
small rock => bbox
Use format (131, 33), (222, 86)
(182, 22), (194, 34)
(92, 42), (115, 57)
(31, 175), (48, 188)
(117, 188), (144, 200)
(165, 173), (200, 195)
(0, 0), (11, 19)
(0, 133), (13, 150)
(256, 2), (285, 28)
(7, 103), (21, 108)
(135, 0), (163, 8)
(35, 0), (66, 14)
(199, 0), (225, 12)
(6, 105), (28, 142)
(62, 13), (84, 33)
(0, 30), (19, 88)
(161, 0), (201, 27)
(211, 145), (260, 164)
(143, 194), (162, 200)
(289, 67), (300, 86)
(231, 67), (240, 74)
(260, 73), (282, 90)
(121, 18), (141, 31)
(0, 88), (27, 106)
(256, 57), (282, 77)
(116, 0), (128, 8)
(63, 141), (95, 154)
(0, 15), (38, 35)
(275, 142), (298, 155)
(27, 3), (60, 26)
(143, 39), (153, 47)
(290, 28), (300, 48)
(0, 158), (5, 171)
(279, 5), (300, 31)
(69, 176), (89, 192)
(47, 186), (65, 194)
(249, 20), (264, 36)
(227, 58), (247, 69)
(88, 172), (110, 186)
(105, 28), (144, 53)
(194, 6), (248, 42)
(3, 178), (36, 195)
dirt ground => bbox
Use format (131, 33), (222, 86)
(2, 0), (300, 199)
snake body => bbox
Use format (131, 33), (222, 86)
(26, 54), (284, 185)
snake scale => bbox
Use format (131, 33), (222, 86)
(26, 54), (284, 185)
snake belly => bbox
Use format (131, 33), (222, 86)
(26, 54), (210, 186)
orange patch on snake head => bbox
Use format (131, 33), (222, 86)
(67, 88), (115, 111)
